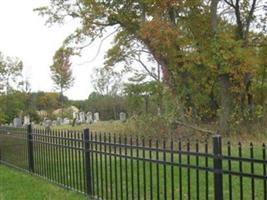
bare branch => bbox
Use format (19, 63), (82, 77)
(224, 0), (235, 8)
(77, 29), (118, 66)
(245, 0), (258, 34)
(135, 55), (159, 81)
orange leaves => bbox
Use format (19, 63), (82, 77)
(211, 32), (257, 93)
(139, 19), (180, 57)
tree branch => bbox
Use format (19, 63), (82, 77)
(245, 0), (258, 36)
(77, 29), (118, 65)
(224, 0), (235, 8)
(135, 56), (159, 81)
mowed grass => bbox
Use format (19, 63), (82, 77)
(46, 121), (127, 134)
(0, 165), (89, 200)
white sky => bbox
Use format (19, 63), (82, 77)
(0, 0), (113, 100)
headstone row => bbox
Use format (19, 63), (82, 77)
(11, 111), (127, 128)
(13, 115), (31, 128)
(72, 111), (100, 124)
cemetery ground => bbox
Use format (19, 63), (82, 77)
(51, 121), (127, 133)
(0, 165), (88, 200)
(47, 120), (267, 144)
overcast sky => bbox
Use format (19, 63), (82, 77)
(0, 0), (113, 100)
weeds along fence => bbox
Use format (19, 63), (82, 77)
(0, 125), (267, 200)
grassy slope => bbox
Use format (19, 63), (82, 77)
(48, 121), (127, 134)
(0, 165), (88, 200)
(47, 121), (267, 143)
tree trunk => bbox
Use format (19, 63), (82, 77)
(246, 79), (253, 117)
(157, 85), (163, 116)
(218, 74), (231, 135)
(211, 0), (219, 33)
(211, 0), (232, 134)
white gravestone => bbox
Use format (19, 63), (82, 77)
(73, 112), (78, 119)
(79, 112), (86, 123)
(44, 119), (52, 128)
(86, 112), (93, 124)
(23, 115), (30, 125)
(56, 117), (62, 125)
(52, 120), (57, 126)
(94, 112), (100, 122)
(63, 118), (70, 125)
(13, 118), (22, 128)
(119, 112), (127, 122)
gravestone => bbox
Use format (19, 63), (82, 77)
(63, 118), (70, 125)
(44, 119), (52, 128)
(119, 112), (127, 122)
(79, 112), (86, 123)
(23, 115), (30, 125)
(72, 112), (79, 127)
(56, 117), (62, 125)
(13, 118), (22, 128)
(76, 119), (81, 125)
(94, 112), (99, 122)
(86, 112), (93, 124)
(73, 112), (78, 119)
(52, 120), (57, 126)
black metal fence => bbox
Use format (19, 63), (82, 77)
(0, 125), (267, 200)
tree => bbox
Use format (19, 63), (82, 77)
(0, 91), (28, 123)
(84, 92), (125, 120)
(124, 81), (160, 115)
(50, 47), (74, 117)
(36, 1), (207, 121)
(91, 67), (123, 119)
(0, 52), (23, 94)
(91, 67), (122, 96)
(0, 52), (24, 122)
(36, 0), (267, 134)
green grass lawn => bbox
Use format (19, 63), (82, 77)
(39, 121), (127, 134)
(0, 165), (89, 200)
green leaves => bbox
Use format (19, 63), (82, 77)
(0, 51), (23, 94)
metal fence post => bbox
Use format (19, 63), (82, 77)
(84, 128), (93, 196)
(213, 134), (223, 200)
(27, 124), (34, 173)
